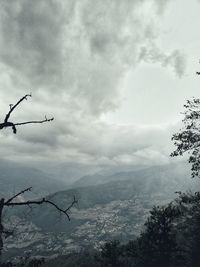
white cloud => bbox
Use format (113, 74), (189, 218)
(139, 46), (186, 77)
(0, 0), (185, 176)
(0, 0), (183, 114)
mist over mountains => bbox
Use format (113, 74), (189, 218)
(0, 158), (196, 200)
(0, 159), (68, 199)
(2, 160), (199, 260)
(72, 161), (193, 188)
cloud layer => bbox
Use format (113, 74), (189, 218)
(0, 0), (185, 177)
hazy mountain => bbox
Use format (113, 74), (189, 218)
(28, 162), (199, 229)
(72, 161), (194, 188)
(4, 162), (200, 260)
(0, 159), (68, 199)
(4, 177), (172, 260)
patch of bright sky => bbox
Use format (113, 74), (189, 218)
(102, 0), (200, 126)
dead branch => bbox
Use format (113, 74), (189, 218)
(65, 196), (77, 213)
(15, 117), (54, 126)
(5, 196), (77, 221)
(0, 188), (77, 257)
(0, 94), (54, 134)
(4, 94), (32, 123)
(5, 187), (32, 204)
(4, 187), (77, 221)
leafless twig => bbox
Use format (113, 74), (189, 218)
(5, 187), (32, 204)
(0, 94), (54, 134)
(0, 188), (78, 256)
(5, 196), (77, 221)
(4, 187), (77, 221)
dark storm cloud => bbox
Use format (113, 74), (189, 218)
(0, 0), (185, 173)
(0, 0), (74, 89)
(0, 0), (185, 114)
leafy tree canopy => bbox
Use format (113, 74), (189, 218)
(171, 98), (200, 177)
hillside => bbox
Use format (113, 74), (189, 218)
(72, 161), (193, 188)
(0, 159), (68, 199)
(4, 162), (200, 261)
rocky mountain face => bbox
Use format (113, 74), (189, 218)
(2, 162), (199, 261)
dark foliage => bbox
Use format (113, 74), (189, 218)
(40, 250), (98, 267)
(135, 204), (183, 267)
(96, 240), (122, 267)
(0, 257), (45, 267)
(171, 98), (200, 177)
(35, 191), (200, 267)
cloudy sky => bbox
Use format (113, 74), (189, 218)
(0, 0), (200, 179)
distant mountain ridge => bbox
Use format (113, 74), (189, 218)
(4, 161), (200, 260)
(0, 159), (68, 199)
(14, 161), (199, 232)
(72, 162), (194, 188)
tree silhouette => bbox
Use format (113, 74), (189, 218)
(0, 94), (77, 263)
(171, 96), (200, 177)
(0, 94), (53, 134)
(96, 240), (122, 267)
(174, 191), (200, 267)
(135, 204), (182, 267)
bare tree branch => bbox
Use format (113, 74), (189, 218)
(5, 195), (78, 221)
(4, 94), (32, 123)
(5, 187), (32, 205)
(65, 196), (77, 213)
(15, 117), (54, 126)
(0, 94), (76, 263)
(0, 94), (54, 134)
(0, 189), (77, 258)
(0, 122), (17, 134)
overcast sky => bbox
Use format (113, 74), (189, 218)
(0, 0), (200, 178)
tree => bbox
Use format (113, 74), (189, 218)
(0, 94), (77, 263)
(170, 69), (200, 265)
(96, 240), (122, 267)
(171, 97), (200, 177)
(134, 204), (183, 267)
(174, 191), (200, 267)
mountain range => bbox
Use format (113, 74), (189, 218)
(3, 160), (200, 261)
